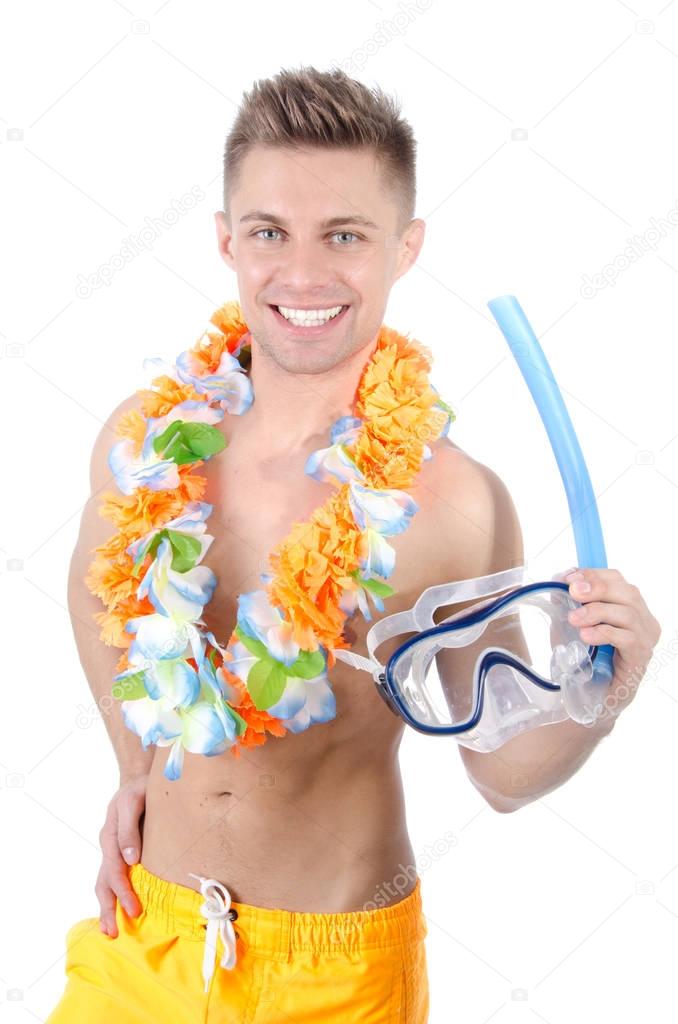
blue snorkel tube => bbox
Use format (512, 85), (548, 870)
(487, 295), (615, 691)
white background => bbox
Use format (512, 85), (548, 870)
(1, 1), (677, 1021)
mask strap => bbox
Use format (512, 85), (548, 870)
(333, 564), (528, 678)
(412, 564), (528, 631)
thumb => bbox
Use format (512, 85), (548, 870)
(121, 845), (139, 865)
(118, 795), (145, 865)
(552, 566), (578, 584)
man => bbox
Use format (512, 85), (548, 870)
(49, 66), (660, 1022)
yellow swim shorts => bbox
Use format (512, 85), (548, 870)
(47, 861), (430, 1022)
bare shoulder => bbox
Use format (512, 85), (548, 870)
(411, 436), (525, 587)
(70, 394), (141, 563)
(88, 393), (141, 495)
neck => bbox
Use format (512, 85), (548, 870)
(242, 336), (379, 454)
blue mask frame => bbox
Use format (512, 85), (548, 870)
(335, 295), (616, 746)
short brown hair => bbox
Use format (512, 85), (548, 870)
(223, 65), (417, 233)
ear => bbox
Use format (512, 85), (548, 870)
(215, 211), (236, 270)
(392, 218), (426, 282)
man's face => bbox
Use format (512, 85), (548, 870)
(214, 144), (425, 376)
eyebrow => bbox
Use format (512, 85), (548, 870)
(239, 210), (380, 230)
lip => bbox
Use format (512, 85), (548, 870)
(268, 304), (350, 336)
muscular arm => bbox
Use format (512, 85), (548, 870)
(428, 447), (615, 813)
(68, 396), (154, 784)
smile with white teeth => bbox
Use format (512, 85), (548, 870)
(276, 304), (345, 326)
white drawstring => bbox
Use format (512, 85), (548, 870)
(188, 873), (238, 993)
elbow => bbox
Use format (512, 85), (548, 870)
(487, 796), (521, 813)
(472, 778), (525, 814)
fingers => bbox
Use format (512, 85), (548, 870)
(97, 810), (142, 937)
(117, 786), (146, 867)
(552, 566), (579, 584)
(568, 599), (635, 630)
(95, 866), (120, 938)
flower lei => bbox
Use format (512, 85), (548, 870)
(85, 301), (454, 780)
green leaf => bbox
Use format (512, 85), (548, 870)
(165, 529), (202, 572)
(181, 422), (227, 458)
(143, 531), (163, 561)
(224, 704), (248, 737)
(152, 421), (190, 463)
(152, 421), (182, 454)
(234, 624), (270, 660)
(361, 577), (395, 599)
(152, 421), (226, 467)
(129, 527), (203, 576)
(112, 671), (147, 701)
(247, 658), (288, 710)
(435, 396), (456, 422)
(347, 568), (395, 601)
(286, 648), (326, 679)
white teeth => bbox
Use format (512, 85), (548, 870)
(277, 305), (344, 325)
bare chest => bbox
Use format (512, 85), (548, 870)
(199, 442), (337, 646)
(195, 434), (444, 754)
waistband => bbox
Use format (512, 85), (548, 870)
(128, 862), (427, 960)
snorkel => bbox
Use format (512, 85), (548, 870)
(487, 295), (615, 695)
(335, 294), (616, 740)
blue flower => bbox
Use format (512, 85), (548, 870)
(108, 400), (224, 496)
(235, 590), (300, 667)
(174, 349), (253, 413)
(304, 415), (365, 485)
(122, 696), (238, 780)
(269, 674), (336, 733)
(126, 500), (214, 566)
(347, 481), (419, 579)
(137, 536), (217, 622)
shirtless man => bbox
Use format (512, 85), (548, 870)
(51, 66), (660, 1023)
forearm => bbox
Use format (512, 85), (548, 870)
(465, 713), (617, 812)
(68, 547), (154, 783)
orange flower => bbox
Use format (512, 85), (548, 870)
(138, 378), (202, 420)
(187, 300), (251, 376)
(219, 658), (288, 748)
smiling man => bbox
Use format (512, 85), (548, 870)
(214, 140), (423, 450)
(48, 65), (660, 1023)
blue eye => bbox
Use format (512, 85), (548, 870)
(252, 229), (362, 244)
(333, 231), (360, 244)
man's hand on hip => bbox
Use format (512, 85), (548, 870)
(96, 773), (149, 937)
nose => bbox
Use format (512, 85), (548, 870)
(275, 238), (341, 297)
